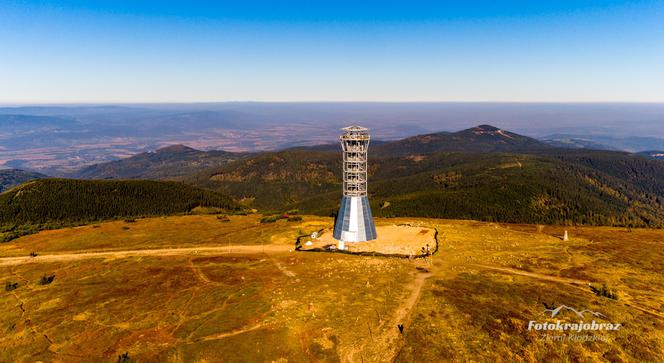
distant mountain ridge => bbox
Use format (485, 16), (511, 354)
(542, 134), (664, 152)
(182, 125), (664, 228)
(0, 114), (79, 131)
(638, 151), (664, 160)
(373, 125), (551, 157)
(540, 137), (618, 151)
(73, 144), (248, 180)
(0, 169), (47, 193)
(73, 125), (548, 180)
(61, 124), (664, 227)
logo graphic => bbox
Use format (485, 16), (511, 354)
(527, 303), (621, 341)
(537, 304), (607, 319)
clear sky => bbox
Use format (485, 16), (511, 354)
(1, 0), (663, 103)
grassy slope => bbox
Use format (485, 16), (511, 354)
(1, 215), (662, 361)
(397, 221), (664, 362)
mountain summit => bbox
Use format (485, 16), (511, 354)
(155, 144), (198, 154)
(373, 124), (549, 157)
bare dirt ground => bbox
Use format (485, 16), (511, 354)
(306, 224), (436, 255)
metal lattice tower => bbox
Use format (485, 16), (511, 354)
(341, 125), (370, 196)
(333, 125), (377, 245)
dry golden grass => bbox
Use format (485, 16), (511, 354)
(0, 215), (311, 257)
(1, 215), (663, 362)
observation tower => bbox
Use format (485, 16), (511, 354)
(333, 125), (377, 248)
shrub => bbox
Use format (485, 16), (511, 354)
(590, 283), (618, 300)
(40, 274), (55, 285)
(287, 216), (303, 222)
(260, 216), (280, 224)
(5, 282), (19, 291)
(2, 229), (37, 242)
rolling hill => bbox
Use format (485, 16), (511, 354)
(0, 179), (245, 241)
(542, 134), (664, 152)
(68, 124), (664, 227)
(0, 169), (47, 193)
(540, 137), (617, 151)
(373, 125), (550, 156)
(185, 126), (664, 227)
(0, 114), (79, 131)
(72, 145), (247, 180)
(188, 150), (340, 209)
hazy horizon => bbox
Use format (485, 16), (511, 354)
(1, 101), (663, 174)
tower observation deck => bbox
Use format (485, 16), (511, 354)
(333, 125), (377, 245)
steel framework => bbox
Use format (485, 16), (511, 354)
(333, 125), (377, 244)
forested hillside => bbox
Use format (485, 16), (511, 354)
(295, 151), (664, 227)
(188, 144), (664, 228)
(0, 179), (244, 241)
(66, 124), (664, 228)
(188, 150), (340, 209)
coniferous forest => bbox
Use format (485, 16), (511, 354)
(0, 179), (244, 241)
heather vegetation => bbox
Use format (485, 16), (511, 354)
(1, 215), (662, 361)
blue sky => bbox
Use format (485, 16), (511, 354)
(1, 0), (663, 103)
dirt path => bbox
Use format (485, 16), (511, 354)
(271, 259), (296, 277)
(343, 267), (432, 363)
(472, 264), (590, 286)
(394, 270), (431, 336)
(0, 245), (292, 267)
(188, 259), (213, 284)
(197, 322), (266, 342)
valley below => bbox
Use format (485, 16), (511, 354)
(1, 215), (663, 362)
